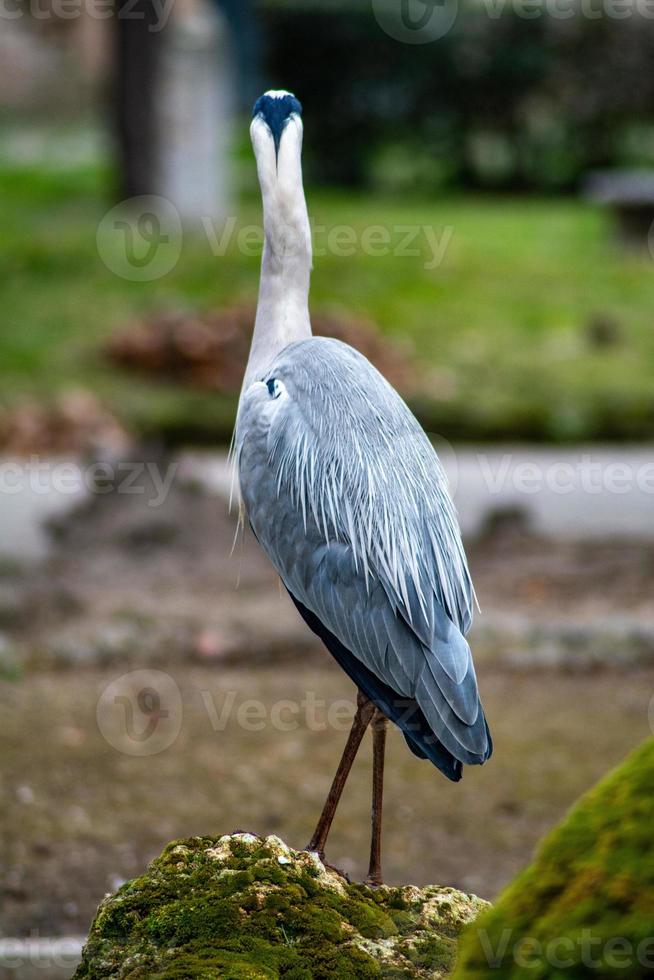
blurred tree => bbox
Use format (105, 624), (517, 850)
(113, 0), (236, 221)
(114, 0), (164, 199)
(260, 1), (654, 192)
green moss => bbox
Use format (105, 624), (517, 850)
(337, 887), (403, 940)
(454, 738), (654, 980)
(406, 935), (458, 973)
(75, 833), (487, 979)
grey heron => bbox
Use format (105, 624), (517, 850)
(236, 90), (492, 885)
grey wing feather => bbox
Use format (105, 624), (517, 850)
(236, 337), (490, 764)
(292, 540), (487, 762)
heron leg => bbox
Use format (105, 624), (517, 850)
(365, 709), (387, 887)
(307, 690), (375, 860)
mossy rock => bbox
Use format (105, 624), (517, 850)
(454, 738), (654, 980)
(75, 832), (488, 979)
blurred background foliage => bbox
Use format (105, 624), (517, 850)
(3, 169), (654, 445)
(261, 1), (654, 193)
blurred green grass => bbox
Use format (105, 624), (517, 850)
(2, 163), (654, 444)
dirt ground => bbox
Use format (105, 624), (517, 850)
(1, 466), (654, 937)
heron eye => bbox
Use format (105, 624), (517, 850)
(266, 378), (284, 399)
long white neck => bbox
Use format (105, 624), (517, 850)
(244, 109), (312, 389)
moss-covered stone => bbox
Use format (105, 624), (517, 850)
(454, 737), (654, 980)
(75, 832), (487, 979)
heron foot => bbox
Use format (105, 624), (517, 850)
(305, 845), (325, 863)
(305, 848), (351, 883)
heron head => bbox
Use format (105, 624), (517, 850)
(251, 90), (303, 167)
